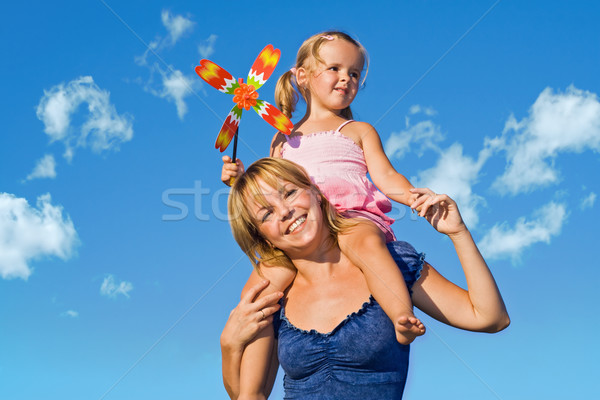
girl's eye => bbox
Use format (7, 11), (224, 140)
(328, 66), (338, 71)
(350, 72), (360, 78)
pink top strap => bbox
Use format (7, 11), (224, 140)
(335, 119), (355, 133)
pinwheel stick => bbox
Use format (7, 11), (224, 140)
(229, 126), (239, 186)
(231, 126), (239, 164)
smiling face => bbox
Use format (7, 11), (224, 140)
(300, 38), (365, 113)
(248, 178), (324, 256)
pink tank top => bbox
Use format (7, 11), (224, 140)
(281, 120), (396, 242)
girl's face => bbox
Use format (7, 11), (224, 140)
(303, 39), (364, 113)
(248, 178), (325, 255)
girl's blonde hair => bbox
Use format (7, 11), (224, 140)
(275, 31), (369, 120)
(228, 157), (355, 273)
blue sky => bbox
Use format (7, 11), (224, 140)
(1, 1), (599, 399)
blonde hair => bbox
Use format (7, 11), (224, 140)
(275, 31), (369, 120)
(228, 157), (354, 273)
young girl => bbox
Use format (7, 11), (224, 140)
(222, 31), (430, 398)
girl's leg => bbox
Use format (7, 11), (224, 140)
(338, 220), (425, 344)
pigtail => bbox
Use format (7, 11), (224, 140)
(275, 70), (299, 119)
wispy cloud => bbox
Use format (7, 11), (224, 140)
(580, 192), (596, 210)
(25, 154), (57, 181)
(489, 86), (600, 195)
(478, 201), (567, 263)
(198, 34), (217, 58)
(385, 109), (444, 159)
(100, 274), (133, 298)
(161, 10), (194, 45)
(409, 104), (437, 116)
(134, 11), (201, 120)
(135, 10), (195, 66)
(412, 143), (490, 228)
(36, 76), (133, 161)
(60, 310), (79, 318)
(0, 193), (79, 280)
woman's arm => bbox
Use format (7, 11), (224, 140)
(221, 276), (282, 399)
(410, 189), (510, 332)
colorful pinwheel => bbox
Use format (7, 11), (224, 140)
(195, 44), (293, 157)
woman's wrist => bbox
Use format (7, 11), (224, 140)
(447, 225), (471, 242)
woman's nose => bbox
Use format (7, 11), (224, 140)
(277, 204), (294, 221)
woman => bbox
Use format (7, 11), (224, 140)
(222, 158), (509, 399)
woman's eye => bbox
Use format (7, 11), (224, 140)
(260, 210), (272, 223)
(285, 189), (298, 198)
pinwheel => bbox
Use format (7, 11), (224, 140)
(195, 44), (293, 161)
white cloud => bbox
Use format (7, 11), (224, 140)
(411, 143), (489, 228)
(0, 193), (79, 280)
(161, 10), (194, 45)
(36, 76), (133, 161)
(580, 192), (596, 210)
(25, 154), (57, 181)
(490, 86), (600, 195)
(385, 119), (444, 159)
(61, 310), (79, 318)
(198, 34), (217, 58)
(409, 104), (437, 116)
(100, 274), (133, 298)
(144, 67), (198, 120)
(478, 202), (567, 263)
(136, 11), (194, 66)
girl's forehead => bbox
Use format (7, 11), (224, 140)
(318, 40), (364, 66)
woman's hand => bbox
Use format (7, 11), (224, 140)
(222, 156), (245, 187)
(220, 280), (282, 351)
(410, 188), (467, 237)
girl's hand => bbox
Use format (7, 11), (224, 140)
(220, 280), (282, 351)
(222, 156), (245, 186)
(410, 188), (467, 237)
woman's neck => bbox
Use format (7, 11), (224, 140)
(288, 237), (346, 281)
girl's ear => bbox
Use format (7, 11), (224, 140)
(296, 67), (309, 89)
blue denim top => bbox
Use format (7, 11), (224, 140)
(274, 241), (424, 399)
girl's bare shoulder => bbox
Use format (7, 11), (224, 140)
(340, 121), (378, 148)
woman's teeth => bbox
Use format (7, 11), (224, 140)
(288, 216), (306, 233)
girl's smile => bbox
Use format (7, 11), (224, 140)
(301, 39), (364, 113)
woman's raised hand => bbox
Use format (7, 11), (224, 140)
(410, 188), (467, 237)
(222, 156), (245, 186)
(220, 280), (282, 350)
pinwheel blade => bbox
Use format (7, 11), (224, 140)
(253, 100), (293, 135)
(247, 44), (281, 90)
(195, 60), (239, 94)
(215, 106), (243, 152)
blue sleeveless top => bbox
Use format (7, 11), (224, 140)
(274, 241), (424, 400)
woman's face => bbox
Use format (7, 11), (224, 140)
(248, 178), (325, 255)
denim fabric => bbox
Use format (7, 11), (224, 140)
(274, 241), (424, 399)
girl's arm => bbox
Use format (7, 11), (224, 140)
(357, 122), (416, 206)
(409, 189), (510, 332)
(222, 156), (245, 186)
(221, 277), (283, 399)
